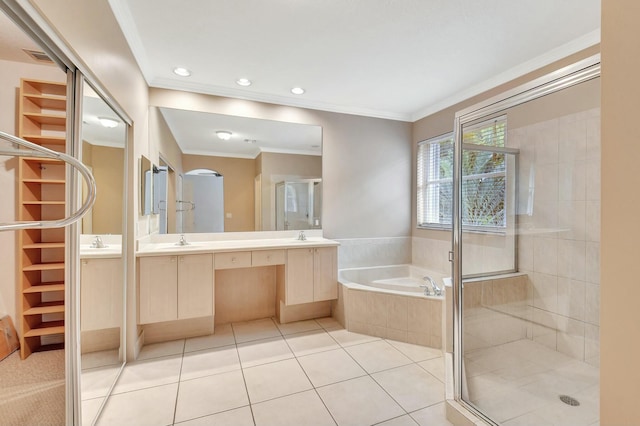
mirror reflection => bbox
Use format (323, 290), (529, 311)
(150, 107), (322, 233)
(79, 80), (126, 398)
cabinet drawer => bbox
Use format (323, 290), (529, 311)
(252, 249), (285, 267)
(215, 251), (252, 269)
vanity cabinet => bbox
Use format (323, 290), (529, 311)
(138, 253), (213, 324)
(80, 258), (123, 331)
(285, 247), (337, 305)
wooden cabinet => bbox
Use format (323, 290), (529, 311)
(80, 258), (123, 331)
(17, 79), (67, 359)
(139, 254), (213, 324)
(285, 247), (337, 305)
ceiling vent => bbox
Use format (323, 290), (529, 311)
(22, 49), (53, 64)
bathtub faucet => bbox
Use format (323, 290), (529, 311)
(422, 276), (442, 296)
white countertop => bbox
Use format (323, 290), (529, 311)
(136, 237), (339, 257)
(80, 245), (123, 259)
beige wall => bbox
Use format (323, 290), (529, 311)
(149, 88), (413, 239)
(182, 154), (256, 232)
(83, 144), (124, 234)
(601, 0), (640, 423)
(0, 56), (65, 326)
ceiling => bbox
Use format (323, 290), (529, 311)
(159, 108), (322, 159)
(108, 0), (600, 122)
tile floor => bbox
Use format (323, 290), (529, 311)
(82, 317), (452, 426)
(465, 339), (600, 425)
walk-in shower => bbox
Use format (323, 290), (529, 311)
(452, 57), (601, 425)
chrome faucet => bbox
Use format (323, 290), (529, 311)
(90, 235), (106, 248)
(423, 276), (442, 296)
(297, 230), (307, 241)
(176, 234), (190, 246)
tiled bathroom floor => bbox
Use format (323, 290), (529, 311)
(464, 339), (600, 425)
(82, 317), (452, 426)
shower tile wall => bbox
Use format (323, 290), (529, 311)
(509, 107), (600, 366)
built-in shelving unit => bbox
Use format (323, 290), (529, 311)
(17, 79), (67, 359)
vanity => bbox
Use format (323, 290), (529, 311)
(135, 231), (339, 344)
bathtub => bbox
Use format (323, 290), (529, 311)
(335, 264), (448, 349)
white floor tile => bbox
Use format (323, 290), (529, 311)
(252, 390), (336, 426)
(386, 340), (442, 363)
(184, 324), (235, 353)
(112, 355), (182, 394)
(409, 402), (453, 426)
(314, 317), (342, 330)
(174, 406), (254, 425)
(326, 328), (380, 347)
(298, 348), (366, 387)
(317, 376), (404, 426)
(81, 349), (120, 370)
(81, 365), (123, 400)
(243, 358), (313, 403)
(372, 364), (444, 412)
(237, 336), (294, 368)
(276, 319), (322, 335)
(174, 370), (249, 423)
(180, 345), (241, 381)
(97, 383), (177, 426)
(418, 357), (445, 383)
(82, 397), (104, 426)
(232, 318), (281, 343)
(137, 339), (185, 360)
(376, 415), (419, 426)
(345, 340), (412, 373)
(284, 329), (341, 356)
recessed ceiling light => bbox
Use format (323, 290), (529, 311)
(236, 78), (252, 87)
(173, 67), (191, 77)
(98, 117), (119, 128)
(216, 130), (232, 140)
(291, 87), (305, 95)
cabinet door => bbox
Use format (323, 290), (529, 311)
(286, 248), (315, 305)
(80, 258), (123, 331)
(178, 254), (214, 319)
(139, 256), (178, 324)
(313, 247), (338, 301)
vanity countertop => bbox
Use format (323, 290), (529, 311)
(80, 245), (123, 259)
(136, 237), (339, 257)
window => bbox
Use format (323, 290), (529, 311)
(417, 116), (507, 231)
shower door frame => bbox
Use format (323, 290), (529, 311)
(451, 54), (601, 424)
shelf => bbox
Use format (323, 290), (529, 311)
(23, 301), (65, 316)
(23, 262), (65, 272)
(22, 243), (65, 249)
(23, 113), (66, 126)
(23, 94), (66, 110)
(22, 80), (66, 97)
(23, 282), (65, 294)
(22, 135), (66, 146)
(21, 157), (64, 165)
(22, 179), (66, 185)
(23, 321), (65, 338)
(22, 200), (65, 206)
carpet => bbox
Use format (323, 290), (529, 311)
(0, 349), (65, 425)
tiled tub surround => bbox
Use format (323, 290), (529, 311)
(336, 265), (445, 349)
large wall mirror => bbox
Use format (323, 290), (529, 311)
(149, 106), (322, 234)
(79, 80), (127, 423)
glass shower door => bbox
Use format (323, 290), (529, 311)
(454, 61), (601, 425)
